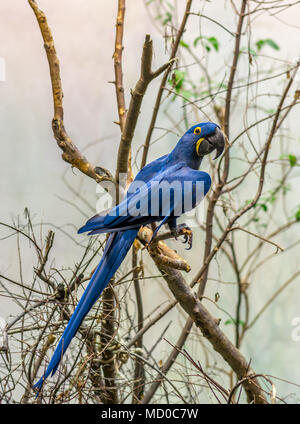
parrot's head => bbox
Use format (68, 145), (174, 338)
(172, 122), (225, 168)
(186, 122), (225, 160)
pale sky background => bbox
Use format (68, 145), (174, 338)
(1, 0), (300, 402)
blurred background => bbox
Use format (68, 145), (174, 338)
(1, 0), (300, 403)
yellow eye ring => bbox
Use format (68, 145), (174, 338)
(194, 127), (201, 135)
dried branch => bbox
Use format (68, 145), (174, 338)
(142, 317), (194, 404)
(229, 226), (284, 253)
(138, 228), (267, 404)
(28, 0), (113, 183)
(141, 0), (193, 168)
(138, 227), (191, 272)
(113, 0), (127, 132)
(199, 0), (248, 298)
(131, 243), (145, 403)
(99, 286), (119, 404)
(141, 261), (267, 403)
(247, 270), (300, 329)
(116, 34), (175, 181)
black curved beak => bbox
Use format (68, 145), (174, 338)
(197, 127), (225, 159)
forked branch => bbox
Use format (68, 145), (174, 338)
(116, 34), (176, 180)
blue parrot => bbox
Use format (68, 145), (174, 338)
(34, 122), (224, 391)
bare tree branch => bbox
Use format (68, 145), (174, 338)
(28, 0), (113, 183)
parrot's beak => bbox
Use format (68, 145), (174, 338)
(196, 127), (225, 159)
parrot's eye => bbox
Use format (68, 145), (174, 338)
(194, 127), (201, 135)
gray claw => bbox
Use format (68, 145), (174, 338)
(171, 224), (193, 250)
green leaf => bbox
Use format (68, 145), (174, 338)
(288, 154), (297, 167)
(248, 48), (257, 57)
(193, 36), (201, 47)
(180, 90), (193, 100)
(269, 191), (277, 203)
(255, 40), (264, 51)
(264, 108), (275, 114)
(193, 35), (219, 52)
(168, 70), (186, 93)
(208, 36), (219, 51)
(240, 47), (257, 57)
(260, 204), (268, 212)
(224, 319), (245, 327)
(174, 70), (185, 91)
(163, 12), (172, 25)
(280, 153), (297, 167)
(256, 38), (280, 51)
(179, 40), (189, 48)
(296, 210), (300, 222)
(265, 39), (280, 50)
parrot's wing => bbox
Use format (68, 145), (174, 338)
(78, 162), (186, 235)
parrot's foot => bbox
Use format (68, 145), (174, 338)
(171, 223), (193, 250)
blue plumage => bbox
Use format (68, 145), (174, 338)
(33, 122), (224, 391)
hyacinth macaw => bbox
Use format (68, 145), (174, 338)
(34, 122), (224, 391)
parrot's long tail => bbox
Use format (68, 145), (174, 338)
(33, 228), (139, 392)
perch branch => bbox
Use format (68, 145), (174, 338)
(138, 227), (191, 272)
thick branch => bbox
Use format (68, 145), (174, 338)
(132, 243), (145, 403)
(113, 0), (127, 132)
(138, 227), (191, 272)
(113, 0), (134, 186)
(100, 286), (119, 404)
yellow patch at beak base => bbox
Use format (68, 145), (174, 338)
(196, 138), (205, 156)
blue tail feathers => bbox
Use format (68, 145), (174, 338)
(33, 228), (139, 392)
